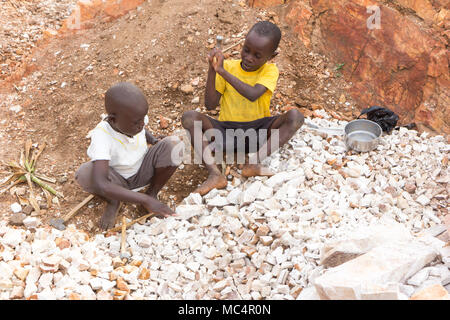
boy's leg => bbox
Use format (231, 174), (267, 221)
(181, 110), (227, 195)
(146, 166), (178, 199)
(242, 108), (304, 177)
(75, 162), (125, 230)
(127, 136), (183, 199)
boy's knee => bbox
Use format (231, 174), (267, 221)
(75, 162), (95, 193)
(159, 136), (184, 166)
(160, 135), (182, 148)
(181, 110), (200, 129)
(287, 108), (304, 130)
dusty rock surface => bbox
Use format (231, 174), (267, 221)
(1, 111), (449, 300)
(253, 0), (450, 135)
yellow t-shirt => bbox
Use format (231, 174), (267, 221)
(215, 59), (279, 122)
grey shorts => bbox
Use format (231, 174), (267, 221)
(75, 136), (183, 192)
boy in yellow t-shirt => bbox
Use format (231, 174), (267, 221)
(181, 21), (304, 196)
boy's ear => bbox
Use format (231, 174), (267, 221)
(270, 51), (279, 60)
(106, 113), (116, 123)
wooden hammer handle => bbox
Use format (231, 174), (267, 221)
(109, 212), (157, 233)
(120, 216), (127, 255)
(63, 194), (95, 221)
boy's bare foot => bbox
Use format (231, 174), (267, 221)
(241, 164), (275, 177)
(193, 174), (227, 196)
(100, 200), (120, 230)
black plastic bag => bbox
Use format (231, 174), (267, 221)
(357, 106), (399, 133)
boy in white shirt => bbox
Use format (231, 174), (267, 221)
(75, 82), (183, 230)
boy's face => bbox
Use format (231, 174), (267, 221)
(110, 103), (148, 137)
(240, 31), (277, 72)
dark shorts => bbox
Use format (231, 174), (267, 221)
(206, 115), (280, 154)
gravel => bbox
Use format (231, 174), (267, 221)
(0, 111), (448, 300)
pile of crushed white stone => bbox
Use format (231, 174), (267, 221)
(1, 111), (449, 300)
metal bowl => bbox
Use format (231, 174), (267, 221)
(344, 119), (382, 152)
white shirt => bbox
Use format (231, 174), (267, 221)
(86, 116), (149, 179)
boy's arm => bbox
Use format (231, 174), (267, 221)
(91, 160), (174, 217)
(204, 48), (222, 110)
(213, 51), (267, 102)
(205, 66), (222, 110)
(145, 129), (159, 145)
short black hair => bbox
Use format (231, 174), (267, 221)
(105, 82), (148, 114)
(248, 21), (282, 52)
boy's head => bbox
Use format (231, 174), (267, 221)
(105, 82), (148, 137)
(241, 21), (281, 72)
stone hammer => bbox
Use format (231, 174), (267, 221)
(49, 194), (94, 230)
(212, 35), (223, 66)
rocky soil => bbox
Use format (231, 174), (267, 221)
(0, 0), (357, 233)
(0, 0), (77, 81)
(1, 111), (449, 300)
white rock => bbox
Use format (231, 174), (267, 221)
(297, 286), (321, 300)
(10, 202), (22, 213)
(265, 172), (295, 188)
(314, 240), (437, 300)
(226, 188), (241, 204)
(23, 217), (39, 229)
(213, 280), (228, 291)
(191, 97), (200, 104)
(2, 229), (23, 248)
(257, 185), (273, 200)
(360, 282), (401, 300)
(77, 285), (96, 299)
(399, 284), (416, 297)
(37, 287), (56, 300)
(207, 196), (229, 207)
(184, 192), (203, 205)
(89, 278), (103, 290)
(407, 268), (431, 286)
(175, 205), (206, 219)
(237, 230), (255, 244)
(416, 195), (430, 206)
(137, 236), (152, 248)
(320, 221), (413, 268)
(24, 283), (37, 299)
(260, 236), (273, 246)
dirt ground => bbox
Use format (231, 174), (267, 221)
(0, 0), (357, 235)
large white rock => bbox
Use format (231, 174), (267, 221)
(297, 286), (321, 300)
(183, 192), (203, 205)
(226, 188), (241, 204)
(206, 195), (229, 207)
(265, 171), (297, 188)
(175, 205), (206, 219)
(314, 240), (438, 300)
(2, 229), (23, 248)
(320, 221), (414, 267)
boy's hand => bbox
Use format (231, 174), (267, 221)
(146, 129), (165, 145)
(143, 196), (175, 218)
(208, 48), (224, 73)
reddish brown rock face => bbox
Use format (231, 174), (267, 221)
(248, 0), (286, 7)
(259, 0), (449, 134)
